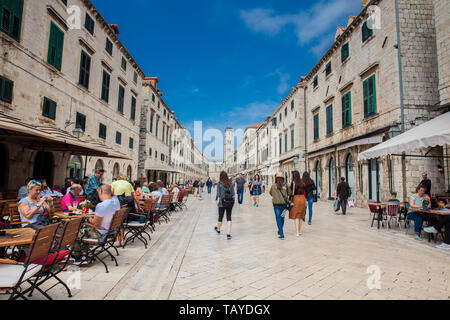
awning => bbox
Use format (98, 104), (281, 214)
(358, 112), (450, 160)
(337, 134), (384, 151)
(0, 112), (131, 160)
(146, 165), (178, 173)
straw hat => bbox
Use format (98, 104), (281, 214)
(275, 172), (285, 179)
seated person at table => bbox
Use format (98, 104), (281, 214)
(66, 178), (84, 196)
(18, 180), (55, 229)
(407, 184), (429, 241)
(17, 177), (33, 200)
(39, 180), (54, 198)
(150, 182), (162, 208)
(424, 216), (450, 250)
(111, 174), (142, 213)
(142, 182), (150, 194)
(72, 185), (120, 262)
(61, 184), (82, 212)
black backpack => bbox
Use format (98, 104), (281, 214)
(222, 185), (235, 208)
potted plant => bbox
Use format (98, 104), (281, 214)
(80, 200), (92, 214)
(422, 197), (430, 210)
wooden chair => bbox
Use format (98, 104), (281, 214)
(81, 207), (127, 273)
(157, 195), (171, 223)
(52, 198), (62, 213)
(7, 203), (29, 228)
(123, 199), (156, 249)
(6, 191), (18, 200)
(0, 223), (59, 300)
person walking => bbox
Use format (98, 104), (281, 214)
(206, 178), (213, 194)
(289, 171), (306, 237)
(250, 174), (262, 207)
(303, 172), (317, 225)
(235, 174), (246, 205)
(215, 171), (235, 240)
(269, 173), (291, 240)
(336, 177), (351, 215)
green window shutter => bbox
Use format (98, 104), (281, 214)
(326, 105), (333, 134)
(162, 124), (165, 141)
(0, 76), (13, 103)
(326, 62), (332, 76)
(116, 132), (122, 144)
(363, 78), (369, 117)
(341, 43), (349, 62)
(363, 75), (377, 117)
(291, 129), (294, 149)
(101, 71), (110, 102)
(279, 137), (282, 155)
(105, 38), (113, 55)
(118, 85), (124, 113)
(1, 0), (23, 42)
(121, 57), (127, 71)
(342, 92), (352, 128)
(99, 123), (107, 139)
(155, 119), (159, 137)
(284, 134), (287, 153)
(79, 51), (91, 89)
(314, 114), (319, 140)
(129, 137), (134, 149)
(42, 97), (56, 120)
(75, 112), (86, 131)
(150, 113), (153, 132)
(47, 22), (64, 71)
(362, 20), (373, 42)
(131, 96), (136, 121)
(313, 76), (318, 88)
(85, 13), (95, 35)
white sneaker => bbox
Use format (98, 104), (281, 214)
(424, 226), (438, 234)
(296, 233), (302, 237)
(436, 243), (450, 249)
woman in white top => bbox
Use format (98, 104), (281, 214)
(150, 182), (162, 207)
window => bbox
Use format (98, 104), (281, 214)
(75, 112), (86, 132)
(362, 19), (373, 42)
(163, 109), (166, 116)
(150, 112), (154, 133)
(325, 62), (332, 76)
(363, 74), (377, 118)
(42, 97), (56, 120)
(131, 96), (136, 121)
(116, 131), (122, 145)
(152, 93), (155, 102)
(0, 75), (14, 103)
(78, 50), (91, 89)
(342, 92), (352, 128)
(161, 154), (165, 162)
(155, 118), (159, 137)
(0, 0), (23, 42)
(118, 85), (125, 113)
(47, 22), (64, 71)
(341, 42), (349, 62)
(313, 76), (318, 88)
(99, 123), (107, 139)
(272, 118), (277, 126)
(279, 137), (282, 155)
(326, 105), (333, 134)
(105, 38), (113, 56)
(149, 148), (152, 157)
(284, 108), (287, 117)
(133, 71), (138, 83)
(166, 127), (169, 144)
(291, 100), (294, 111)
(157, 101), (160, 109)
(279, 113), (282, 122)
(84, 13), (95, 35)
(129, 137), (134, 149)
(313, 114), (319, 140)
(61, 0), (68, 5)
(121, 57), (127, 71)
(155, 151), (158, 159)
(162, 124), (165, 142)
(291, 129), (294, 149)
(284, 133), (288, 153)
(101, 70), (110, 103)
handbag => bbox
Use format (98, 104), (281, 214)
(333, 199), (340, 212)
(313, 192), (318, 203)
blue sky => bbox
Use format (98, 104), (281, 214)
(92, 0), (362, 159)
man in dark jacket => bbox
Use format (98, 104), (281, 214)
(336, 177), (351, 215)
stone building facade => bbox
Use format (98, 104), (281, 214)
(0, 0), (207, 193)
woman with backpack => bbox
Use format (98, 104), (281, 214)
(250, 174), (262, 207)
(303, 172), (317, 225)
(269, 173), (292, 240)
(215, 171), (235, 240)
(290, 171), (307, 237)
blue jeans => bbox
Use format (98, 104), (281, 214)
(273, 205), (286, 237)
(407, 211), (423, 235)
(306, 197), (314, 222)
(207, 186), (212, 194)
(237, 189), (244, 204)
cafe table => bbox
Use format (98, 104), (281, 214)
(415, 208), (450, 242)
(0, 228), (35, 259)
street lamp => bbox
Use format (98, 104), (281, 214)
(72, 127), (84, 139)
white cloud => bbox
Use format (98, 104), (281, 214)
(240, 0), (361, 56)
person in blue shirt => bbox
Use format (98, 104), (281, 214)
(407, 184), (429, 241)
(206, 178), (213, 194)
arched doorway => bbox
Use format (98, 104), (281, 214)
(94, 159), (104, 173)
(127, 165), (132, 182)
(346, 154), (355, 197)
(315, 160), (321, 198)
(69, 156), (83, 180)
(328, 157), (336, 200)
(0, 144), (8, 192)
(112, 163), (120, 180)
(33, 152), (54, 186)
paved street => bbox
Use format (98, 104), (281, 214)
(4, 193), (449, 300)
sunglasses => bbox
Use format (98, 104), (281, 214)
(32, 180), (42, 185)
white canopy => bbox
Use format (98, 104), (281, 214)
(358, 112), (450, 160)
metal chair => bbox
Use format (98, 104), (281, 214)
(369, 203), (383, 229)
(385, 200), (401, 229)
(123, 199), (156, 249)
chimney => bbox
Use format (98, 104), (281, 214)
(144, 77), (159, 89)
(109, 24), (120, 35)
(362, 0), (370, 7)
